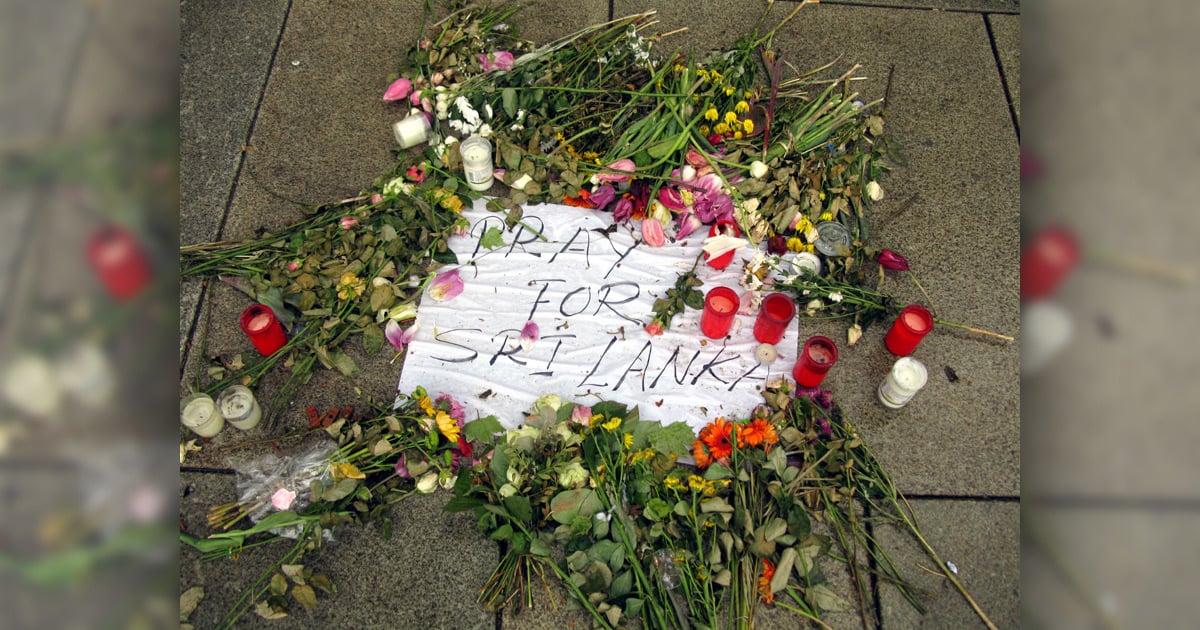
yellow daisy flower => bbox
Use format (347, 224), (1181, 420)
(436, 410), (460, 443)
(786, 237), (805, 252)
(623, 433), (634, 449)
(601, 416), (622, 431)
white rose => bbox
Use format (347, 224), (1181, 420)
(749, 160), (768, 179)
(415, 471), (439, 494)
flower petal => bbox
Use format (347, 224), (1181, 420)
(428, 269), (464, 301)
(641, 218), (666, 247)
(877, 249), (910, 271)
(385, 319), (419, 351)
(383, 77), (413, 102)
(520, 321), (539, 352)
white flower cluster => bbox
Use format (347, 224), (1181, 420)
(625, 27), (652, 66)
(447, 95), (494, 137)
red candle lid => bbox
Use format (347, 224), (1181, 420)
(247, 312), (272, 333)
(902, 310), (930, 333)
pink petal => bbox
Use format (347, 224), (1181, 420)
(271, 487), (297, 510)
(428, 269), (464, 302)
(593, 158), (636, 184)
(520, 321), (539, 352)
(385, 319), (419, 351)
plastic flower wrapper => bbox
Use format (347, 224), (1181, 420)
(214, 441), (339, 539)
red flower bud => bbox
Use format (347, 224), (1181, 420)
(877, 249), (910, 271)
(767, 235), (788, 255)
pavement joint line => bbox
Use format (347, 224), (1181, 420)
(181, 466), (239, 475)
(983, 14), (1020, 141)
(815, 1), (1020, 16)
(213, 0), (295, 243)
(902, 494), (1020, 502)
(1027, 496), (1200, 512)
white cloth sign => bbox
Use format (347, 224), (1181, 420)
(397, 199), (799, 431)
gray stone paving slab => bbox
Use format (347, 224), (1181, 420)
(0, 2), (88, 145)
(58, 0), (177, 136)
(876, 499), (1019, 629)
(1024, 504), (1200, 629)
(180, 471), (497, 629)
(180, 0), (291, 247)
(1021, 1), (1200, 501)
(987, 14), (1019, 130)
(616, 2), (1019, 497)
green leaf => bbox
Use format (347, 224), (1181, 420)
(310, 573), (336, 595)
(703, 463), (734, 481)
(808, 583), (852, 612)
(269, 573), (288, 597)
(610, 570), (632, 599)
(549, 489), (603, 524)
(771, 547), (797, 594)
(529, 537), (552, 557)
(490, 524), (514, 541)
(503, 495), (533, 524)
(362, 323), (384, 355)
(502, 87), (517, 118)
(646, 422), (695, 458)
(329, 351), (359, 377)
(479, 226), (506, 250)
(322, 478), (358, 502)
(291, 584), (318, 610)
(443, 496), (484, 513)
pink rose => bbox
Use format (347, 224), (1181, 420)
(340, 215), (359, 230)
(383, 77), (413, 102)
(644, 320), (664, 336)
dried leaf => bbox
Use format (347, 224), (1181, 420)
(179, 586), (204, 621)
(291, 584), (318, 610)
(310, 573), (336, 595)
(371, 436), (392, 456)
(331, 462), (366, 480)
(269, 572), (288, 597)
(254, 600), (288, 620)
(281, 564), (306, 585)
(808, 583), (852, 612)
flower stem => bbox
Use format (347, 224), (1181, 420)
(932, 318), (1014, 342)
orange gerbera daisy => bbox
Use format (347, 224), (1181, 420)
(692, 417), (733, 468)
(758, 558), (776, 605)
(736, 418), (779, 448)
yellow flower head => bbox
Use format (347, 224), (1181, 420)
(742, 119), (754, 134)
(735, 100), (750, 114)
(704, 107), (719, 122)
(418, 395), (435, 416)
(435, 410), (460, 443)
(623, 433), (634, 449)
(744, 90), (755, 99)
(687, 474), (706, 492)
(734, 131), (743, 140)
(725, 86), (735, 96)
(698, 124), (710, 136)
(714, 122), (729, 135)
(794, 216), (813, 233)
(786, 237), (805, 252)
(337, 272), (366, 300)
(590, 413), (605, 427)
(723, 111), (738, 124)
(601, 416), (622, 431)
(819, 211), (833, 222)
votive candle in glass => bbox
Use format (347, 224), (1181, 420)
(393, 112), (433, 149)
(240, 304), (288, 356)
(459, 135), (494, 191)
(884, 304), (934, 356)
(700, 286), (739, 339)
(878, 357), (928, 409)
(180, 393), (223, 437)
(86, 224), (152, 301)
(792, 336), (838, 388)
(217, 384), (263, 430)
(753, 293), (796, 344)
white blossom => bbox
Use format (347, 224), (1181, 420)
(749, 160), (768, 179)
(828, 292), (844, 303)
(866, 181), (884, 201)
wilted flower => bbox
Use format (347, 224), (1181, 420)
(592, 158), (636, 184)
(339, 215), (359, 230)
(749, 160), (768, 179)
(385, 319), (419, 352)
(394, 453), (412, 479)
(383, 77), (413, 102)
(877, 249), (910, 271)
(558, 462), (588, 488)
(405, 165), (426, 182)
(847, 323), (863, 346)
(589, 184), (616, 210)
(478, 50), (515, 72)
(286, 260), (301, 272)
(866, 181), (884, 201)
(520, 321), (539, 352)
(612, 195), (634, 222)
(532, 394), (561, 414)
(415, 471), (439, 493)
(767, 235), (788, 255)
(657, 186), (686, 211)
(644, 319), (665, 336)
(641, 218), (666, 247)
(570, 405), (593, 426)
(428, 269), (464, 301)
(675, 210), (703, 240)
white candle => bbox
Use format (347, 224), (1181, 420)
(217, 385), (262, 430)
(459, 135), (494, 191)
(393, 113), (432, 149)
(790, 252), (822, 277)
(181, 393), (224, 437)
(878, 357), (928, 409)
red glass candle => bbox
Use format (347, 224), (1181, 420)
(239, 304), (288, 356)
(85, 224), (152, 301)
(792, 336), (838, 388)
(884, 304), (934, 356)
(753, 293), (795, 344)
(1020, 225), (1079, 301)
(703, 220), (741, 270)
(700, 286), (739, 339)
